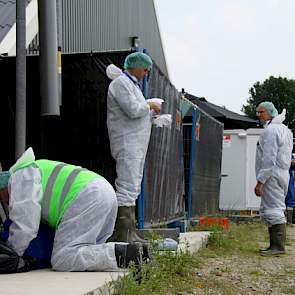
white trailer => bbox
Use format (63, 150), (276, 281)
(220, 128), (263, 211)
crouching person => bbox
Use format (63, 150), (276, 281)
(0, 148), (145, 273)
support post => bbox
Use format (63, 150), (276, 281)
(187, 108), (197, 219)
(56, 0), (62, 106)
(137, 48), (149, 229)
(15, 0), (26, 159)
(38, 0), (59, 116)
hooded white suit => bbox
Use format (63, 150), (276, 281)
(256, 111), (293, 225)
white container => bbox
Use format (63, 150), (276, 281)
(219, 128), (263, 211)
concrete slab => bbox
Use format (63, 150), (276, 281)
(178, 231), (211, 254)
(137, 228), (179, 241)
(0, 269), (123, 295)
(0, 231), (210, 295)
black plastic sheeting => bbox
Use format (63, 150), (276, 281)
(184, 107), (223, 217)
(0, 52), (127, 182)
(144, 64), (185, 226)
(0, 51), (185, 226)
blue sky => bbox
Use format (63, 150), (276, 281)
(154, 0), (295, 113)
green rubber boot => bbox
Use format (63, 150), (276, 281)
(260, 223), (286, 256)
(259, 226), (273, 252)
(107, 206), (147, 244)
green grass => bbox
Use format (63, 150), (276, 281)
(108, 221), (268, 295)
(282, 286), (295, 294)
(196, 222), (267, 257)
(109, 250), (201, 295)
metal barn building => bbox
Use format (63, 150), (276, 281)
(0, 0), (168, 75)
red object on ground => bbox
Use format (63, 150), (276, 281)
(199, 216), (229, 230)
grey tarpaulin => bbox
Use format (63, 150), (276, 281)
(183, 105), (223, 217)
(0, 51), (185, 227)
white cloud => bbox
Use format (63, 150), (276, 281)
(163, 33), (200, 88)
(156, 0), (295, 113)
(268, 0), (280, 9)
(219, 3), (257, 34)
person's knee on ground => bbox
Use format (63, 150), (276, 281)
(51, 241), (150, 271)
(51, 243), (117, 271)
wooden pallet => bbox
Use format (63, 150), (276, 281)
(239, 210), (259, 216)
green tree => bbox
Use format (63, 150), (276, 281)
(242, 76), (295, 132)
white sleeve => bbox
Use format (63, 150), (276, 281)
(110, 78), (150, 119)
(257, 127), (278, 184)
(7, 166), (42, 256)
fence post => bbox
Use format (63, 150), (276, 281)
(137, 48), (149, 229)
(187, 108), (197, 219)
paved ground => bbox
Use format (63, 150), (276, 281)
(0, 270), (122, 295)
(0, 231), (209, 295)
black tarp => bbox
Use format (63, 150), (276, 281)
(0, 51), (185, 226)
(0, 52), (127, 179)
(144, 64), (185, 226)
(183, 106), (223, 217)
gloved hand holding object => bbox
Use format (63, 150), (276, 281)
(147, 98), (163, 117)
(146, 98), (172, 128)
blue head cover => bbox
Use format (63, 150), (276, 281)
(0, 171), (10, 190)
(258, 101), (278, 118)
(124, 52), (153, 70)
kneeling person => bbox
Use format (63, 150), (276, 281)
(0, 148), (144, 272)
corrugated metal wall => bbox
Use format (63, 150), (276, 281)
(61, 0), (168, 76)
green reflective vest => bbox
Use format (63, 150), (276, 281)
(14, 159), (102, 229)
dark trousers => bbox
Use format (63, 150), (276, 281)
(0, 219), (55, 269)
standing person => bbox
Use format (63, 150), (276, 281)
(286, 155), (295, 224)
(107, 52), (161, 243)
(255, 102), (293, 256)
(0, 148), (145, 273)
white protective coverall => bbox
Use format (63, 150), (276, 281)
(256, 112), (293, 226)
(7, 148), (118, 271)
(107, 72), (151, 207)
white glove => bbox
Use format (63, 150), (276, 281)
(147, 98), (164, 117)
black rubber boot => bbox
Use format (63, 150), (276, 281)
(115, 243), (142, 269)
(292, 208), (295, 224)
(260, 223), (286, 256)
(115, 243), (151, 283)
(107, 206), (147, 244)
(286, 209), (293, 224)
(259, 226), (273, 252)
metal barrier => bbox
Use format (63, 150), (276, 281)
(143, 62), (185, 227)
(183, 104), (224, 218)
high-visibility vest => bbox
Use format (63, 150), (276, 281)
(14, 159), (102, 229)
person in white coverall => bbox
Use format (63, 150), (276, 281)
(0, 148), (145, 272)
(255, 101), (293, 256)
(107, 52), (161, 243)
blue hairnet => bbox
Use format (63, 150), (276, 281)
(258, 101), (278, 118)
(124, 52), (152, 70)
(0, 171), (10, 190)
